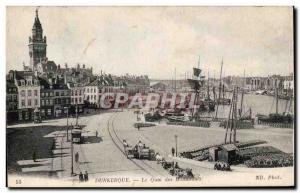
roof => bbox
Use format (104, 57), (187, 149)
(6, 80), (16, 88)
(52, 83), (69, 90)
(150, 81), (167, 87)
(221, 144), (238, 151)
(32, 10), (42, 30)
(38, 77), (51, 89)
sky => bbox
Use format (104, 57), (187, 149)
(6, 6), (294, 79)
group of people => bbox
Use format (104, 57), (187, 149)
(78, 171), (89, 182)
(214, 161), (231, 171)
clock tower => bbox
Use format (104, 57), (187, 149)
(28, 9), (47, 71)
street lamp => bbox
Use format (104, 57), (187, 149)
(70, 123), (74, 176)
(174, 134), (178, 157)
(64, 107), (69, 141)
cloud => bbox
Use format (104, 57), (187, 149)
(6, 6), (293, 79)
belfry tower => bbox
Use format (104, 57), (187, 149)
(28, 9), (47, 71)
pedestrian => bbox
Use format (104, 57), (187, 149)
(137, 125), (140, 131)
(32, 151), (37, 162)
(75, 152), (79, 163)
(84, 171), (89, 182)
(79, 172), (84, 182)
(171, 147), (175, 157)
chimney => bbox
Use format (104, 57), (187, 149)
(58, 64), (61, 70)
(77, 63), (80, 69)
(83, 64), (85, 69)
(65, 63), (68, 69)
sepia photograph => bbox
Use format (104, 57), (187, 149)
(5, 6), (295, 188)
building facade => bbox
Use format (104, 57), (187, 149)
(52, 83), (71, 117)
(39, 77), (54, 119)
(6, 78), (18, 123)
(14, 71), (40, 121)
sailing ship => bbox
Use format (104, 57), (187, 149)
(187, 57), (215, 114)
(256, 87), (293, 124)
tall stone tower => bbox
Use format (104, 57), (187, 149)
(28, 9), (47, 71)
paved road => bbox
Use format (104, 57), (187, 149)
(8, 109), (294, 185)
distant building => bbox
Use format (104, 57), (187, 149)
(84, 79), (103, 107)
(39, 77), (54, 119)
(114, 74), (150, 96)
(52, 82), (71, 117)
(68, 83), (85, 113)
(150, 81), (167, 92)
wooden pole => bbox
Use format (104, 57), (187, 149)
(224, 88), (234, 144)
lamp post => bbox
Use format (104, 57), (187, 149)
(70, 123), (74, 176)
(175, 134), (178, 157)
(64, 107), (69, 141)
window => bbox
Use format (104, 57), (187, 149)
(47, 109), (51, 115)
(41, 92), (45, 97)
(21, 100), (25, 107)
(46, 99), (50, 105)
(35, 99), (38, 106)
(56, 92), (59, 96)
(13, 95), (17, 101)
(87, 88), (89, 93)
(75, 90), (78, 96)
(45, 92), (48, 97)
(79, 90), (82, 95)
(75, 98), (78, 103)
(79, 98), (82, 103)
(61, 92), (65, 96)
(58, 98), (61, 104)
(28, 99), (31, 106)
(41, 100), (45, 106)
(28, 90), (32, 97)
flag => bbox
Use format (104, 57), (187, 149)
(193, 68), (202, 77)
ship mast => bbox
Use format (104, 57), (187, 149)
(239, 69), (245, 118)
(214, 58), (223, 119)
(275, 87), (279, 114)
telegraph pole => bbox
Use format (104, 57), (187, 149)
(174, 134), (178, 157)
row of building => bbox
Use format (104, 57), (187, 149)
(6, 69), (150, 123)
(6, 10), (149, 123)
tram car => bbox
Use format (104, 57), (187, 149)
(71, 129), (82, 144)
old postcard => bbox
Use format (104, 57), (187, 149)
(6, 6), (294, 187)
